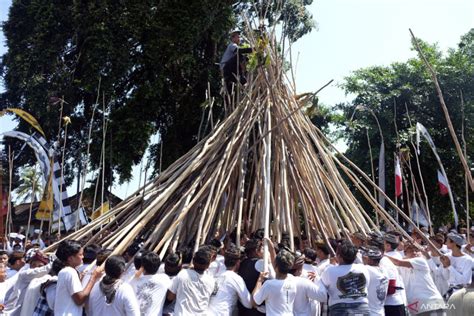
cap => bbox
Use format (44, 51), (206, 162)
(25, 248), (38, 262)
(361, 246), (383, 260)
(352, 232), (366, 241)
(34, 229), (42, 235)
(30, 251), (49, 265)
(383, 233), (399, 244)
(17, 234), (25, 240)
(230, 29), (241, 36)
(447, 232), (466, 247)
(8, 233), (18, 239)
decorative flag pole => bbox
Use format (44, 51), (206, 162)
(263, 104), (272, 273)
(416, 122), (458, 228)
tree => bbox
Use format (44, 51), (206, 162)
(15, 165), (43, 203)
(337, 29), (474, 227)
(0, 0), (315, 195)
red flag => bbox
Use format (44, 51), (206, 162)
(0, 189), (7, 216)
(437, 170), (449, 196)
(395, 157), (402, 197)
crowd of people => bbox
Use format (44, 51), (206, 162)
(0, 225), (473, 316)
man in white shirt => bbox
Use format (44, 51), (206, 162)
(6, 251), (25, 279)
(167, 247), (216, 315)
(321, 240), (370, 316)
(290, 253), (328, 316)
(361, 246), (388, 316)
(31, 229), (46, 249)
(253, 250), (297, 316)
(387, 243), (446, 315)
(384, 233), (403, 259)
(302, 248), (318, 277)
(440, 232), (473, 299)
(315, 241), (331, 276)
(0, 263), (18, 314)
(207, 241), (226, 278)
(209, 247), (252, 315)
(423, 236), (450, 297)
(88, 255), (140, 316)
(12, 250), (52, 309)
(370, 234), (407, 316)
(130, 251), (171, 316)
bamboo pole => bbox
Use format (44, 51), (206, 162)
(410, 29), (473, 192)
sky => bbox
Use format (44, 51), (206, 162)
(0, 0), (473, 200)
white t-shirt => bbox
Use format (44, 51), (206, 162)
(208, 270), (252, 316)
(366, 265), (388, 316)
(321, 263), (370, 307)
(169, 268), (216, 316)
(44, 276), (58, 310)
(386, 250), (403, 260)
(293, 276), (327, 316)
(20, 274), (52, 316)
(88, 281), (140, 316)
(302, 263), (318, 279)
(379, 256), (406, 306)
(441, 254), (473, 287)
(13, 262), (52, 306)
(253, 274), (297, 316)
(0, 275), (18, 307)
(6, 268), (18, 279)
(130, 273), (171, 316)
(426, 256), (449, 296)
(121, 264), (137, 284)
(54, 266), (84, 316)
(207, 258), (226, 278)
(316, 258), (331, 277)
(403, 257), (445, 314)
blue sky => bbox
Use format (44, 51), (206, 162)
(0, 0), (473, 199)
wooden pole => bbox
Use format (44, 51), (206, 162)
(263, 104), (272, 272)
(410, 29), (474, 192)
(6, 146), (13, 236)
(25, 173), (37, 243)
(366, 129), (379, 226)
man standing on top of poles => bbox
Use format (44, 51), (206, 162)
(220, 29), (253, 101)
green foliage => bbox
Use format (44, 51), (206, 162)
(14, 165), (43, 203)
(1, 0), (315, 192)
(234, 0), (315, 42)
(338, 29), (474, 227)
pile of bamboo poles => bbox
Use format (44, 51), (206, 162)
(45, 27), (429, 257)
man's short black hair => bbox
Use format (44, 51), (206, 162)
(315, 243), (330, 256)
(105, 255), (126, 279)
(83, 244), (101, 264)
(0, 250), (8, 256)
(164, 253), (181, 277)
(141, 252), (160, 275)
(134, 249), (150, 270)
(303, 248), (317, 262)
(224, 248), (241, 268)
(337, 240), (358, 264)
(209, 239), (222, 250)
(8, 251), (24, 266)
(193, 248), (211, 273)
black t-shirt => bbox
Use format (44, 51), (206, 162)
(237, 257), (264, 316)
